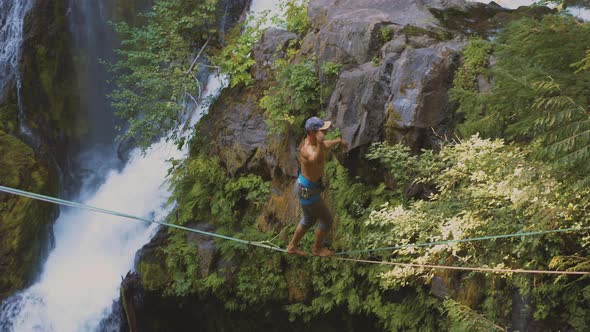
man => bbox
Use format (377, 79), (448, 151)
(287, 117), (349, 257)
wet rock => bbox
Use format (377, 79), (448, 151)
(117, 136), (137, 163)
(185, 222), (219, 277)
(120, 271), (145, 332)
(0, 130), (58, 302)
(19, 0), (82, 186)
(253, 28), (299, 81)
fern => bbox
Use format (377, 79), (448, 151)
(443, 299), (506, 332)
(524, 79), (590, 186)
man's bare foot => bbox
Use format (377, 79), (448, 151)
(312, 248), (334, 257)
(287, 246), (308, 256)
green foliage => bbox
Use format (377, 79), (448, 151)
(320, 61), (342, 77)
(366, 142), (440, 194)
(371, 56), (381, 66)
(451, 15), (590, 185)
(363, 136), (590, 328)
(168, 154), (270, 227)
(367, 142), (414, 188)
(162, 230), (200, 295)
(280, 0), (310, 36)
(452, 38), (492, 92)
(109, 0), (220, 151)
(377, 26), (395, 44)
(443, 298), (506, 331)
(574, 49), (590, 72)
(324, 127), (341, 140)
(260, 60), (320, 134)
(521, 79), (590, 186)
(211, 13), (268, 88)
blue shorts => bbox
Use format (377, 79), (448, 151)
(295, 176), (333, 231)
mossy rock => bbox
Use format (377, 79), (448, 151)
(0, 87), (19, 134)
(135, 229), (173, 292)
(0, 130), (57, 301)
(400, 25), (453, 42)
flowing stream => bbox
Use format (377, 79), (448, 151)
(0, 0), (277, 331)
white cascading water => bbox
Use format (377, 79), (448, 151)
(0, 0), (33, 94)
(0, 0), (35, 138)
(0, 0), (279, 331)
(0, 76), (229, 332)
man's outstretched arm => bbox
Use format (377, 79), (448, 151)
(324, 138), (349, 150)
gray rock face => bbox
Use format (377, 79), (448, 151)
(301, 0), (467, 150)
(325, 38), (462, 149)
(204, 28), (301, 178)
(303, 0), (465, 65)
(253, 28), (299, 81)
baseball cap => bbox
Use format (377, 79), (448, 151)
(304, 117), (331, 132)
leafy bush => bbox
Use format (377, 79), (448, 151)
(320, 61), (342, 77)
(260, 60), (320, 134)
(280, 0), (310, 36)
(452, 38), (491, 92)
(451, 14), (590, 185)
(361, 136), (590, 328)
(109, 0), (220, 150)
(211, 13), (268, 88)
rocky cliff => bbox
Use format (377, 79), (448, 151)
(122, 0), (561, 330)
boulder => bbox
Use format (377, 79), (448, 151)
(302, 0), (465, 66)
(326, 39), (462, 149)
(252, 28), (299, 81)
(185, 222), (219, 277)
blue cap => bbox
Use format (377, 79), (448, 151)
(305, 117), (331, 132)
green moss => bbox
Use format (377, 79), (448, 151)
(138, 260), (172, 291)
(453, 38), (491, 92)
(0, 90), (19, 133)
(0, 130), (56, 301)
(401, 25), (453, 41)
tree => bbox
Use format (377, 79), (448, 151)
(109, 0), (219, 151)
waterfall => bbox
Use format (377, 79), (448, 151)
(0, 0), (33, 94)
(0, 0), (34, 137)
(0, 73), (230, 332)
(0, 0), (281, 330)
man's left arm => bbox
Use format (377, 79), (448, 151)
(324, 138), (349, 150)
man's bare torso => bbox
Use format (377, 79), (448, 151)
(300, 139), (325, 183)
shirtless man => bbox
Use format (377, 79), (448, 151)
(287, 117), (349, 257)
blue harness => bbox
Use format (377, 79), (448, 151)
(298, 173), (323, 205)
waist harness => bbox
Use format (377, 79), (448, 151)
(298, 173), (324, 205)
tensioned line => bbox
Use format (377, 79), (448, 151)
(0, 185), (287, 253)
(1, 185), (588, 275)
(335, 225), (590, 256)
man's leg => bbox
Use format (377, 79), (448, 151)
(312, 228), (334, 256)
(287, 224), (309, 256)
(312, 200), (334, 257)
